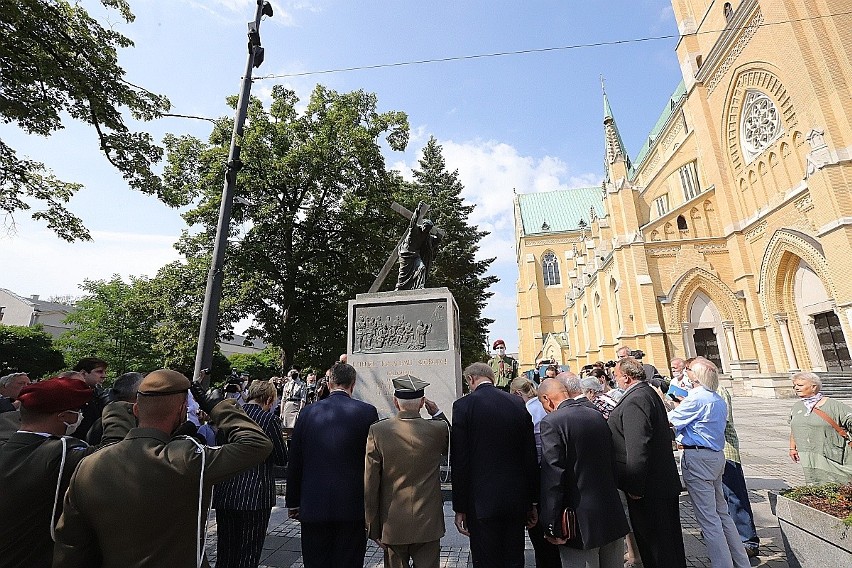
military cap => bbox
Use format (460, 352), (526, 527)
(137, 369), (191, 396)
(493, 339), (506, 349)
(392, 374), (429, 399)
(17, 377), (93, 413)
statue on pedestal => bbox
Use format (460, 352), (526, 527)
(396, 202), (442, 291)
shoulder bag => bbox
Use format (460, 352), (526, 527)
(812, 406), (852, 464)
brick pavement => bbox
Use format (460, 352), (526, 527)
(202, 395), (852, 567)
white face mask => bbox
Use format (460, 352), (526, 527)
(62, 411), (84, 436)
(497, 347), (506, 356)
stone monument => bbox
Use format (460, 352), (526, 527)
(351, 201), (462, 419)
(349, 287), (463, 420)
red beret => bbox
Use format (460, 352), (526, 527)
(493, 339), (506, 349)
(17, 377), (93, 413)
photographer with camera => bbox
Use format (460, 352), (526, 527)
(615, 346), (668, 393)
(224, 371), (249, 407)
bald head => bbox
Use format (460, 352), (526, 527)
(538, 378), (570, 413)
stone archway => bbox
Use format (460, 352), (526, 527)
(759, 229), (845, 371)
(686, 292), (728, 371)
(664, 267), (748, 373)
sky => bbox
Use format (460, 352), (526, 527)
(0, 0), (686, 356)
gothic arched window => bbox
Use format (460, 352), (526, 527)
(724, 3), (733, 22)
(542, 251), (561, 286)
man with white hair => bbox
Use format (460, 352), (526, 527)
(0, 372), (30, 413)
(668, 357), (750, 568)
(580, 378), (617, 420)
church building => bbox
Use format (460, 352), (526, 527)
(514, 0), (852, 397)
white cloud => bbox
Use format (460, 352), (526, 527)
(393, 138), (601, 352)
(0, 229), (181, 298)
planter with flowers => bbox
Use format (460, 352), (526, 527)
(770, 483), (852, 567)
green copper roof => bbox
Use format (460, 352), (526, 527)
(630, 80), (687, 178)
(517, 187), (604, 236)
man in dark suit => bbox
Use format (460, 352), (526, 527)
(538, 378), (629, 567)
(286, 362), (379, 567)
(608, 357), (686, 568)
(451, 362), (539, 568)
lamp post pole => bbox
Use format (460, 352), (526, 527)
(193, 1), (273, 387)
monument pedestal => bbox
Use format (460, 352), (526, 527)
(348, 287), (463, 420)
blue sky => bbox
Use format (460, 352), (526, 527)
(0, 0), (685, 355)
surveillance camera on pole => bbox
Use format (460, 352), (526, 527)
(193, 1), (273, 387)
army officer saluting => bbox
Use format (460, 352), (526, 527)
(53, 369), (272, 568)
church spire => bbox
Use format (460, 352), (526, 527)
(601, 78), (631, 173)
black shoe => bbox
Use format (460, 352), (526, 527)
(746, 546), (759, 558)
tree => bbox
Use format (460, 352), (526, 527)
(0, 0), (171, 240)
(57, 275), (161, 376)
(162, 85), (409, 370)
(229, 347), (284, 382)
(0, 324), (65, 378)
(391, 137), (497, 366)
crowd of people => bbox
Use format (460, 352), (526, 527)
(0, 345), (851, 568)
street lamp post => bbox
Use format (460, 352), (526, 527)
(193, 0), (273, 387)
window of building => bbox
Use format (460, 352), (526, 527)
(677, 215), (688, 231)
(654, 194), (670, 218)
(0, 306), (4, 322)
(740, 90), (783, 164)
(724, 3), (734, 22)
(679, 161), (701, 201)
(542, 251), (560, 286)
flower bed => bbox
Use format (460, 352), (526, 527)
(782, 483), (852, 526)
(771, 483), (852, 568)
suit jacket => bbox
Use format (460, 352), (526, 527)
(286, 390), (379, 523)
(451, 382), (538, 519)
(52, 400), (272, 568)
(0, 402), (135, 568)
(365, 410), (449, 545)
(213, 403), (288, 511)
(539, 399), (629, 550)
(607, 381), (681, 499)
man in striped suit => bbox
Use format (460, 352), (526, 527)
(213, 380), (288, 568)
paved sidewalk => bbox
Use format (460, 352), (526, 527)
(203, 395), (852, 567)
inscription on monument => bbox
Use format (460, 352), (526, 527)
(352, 299), (449, 353)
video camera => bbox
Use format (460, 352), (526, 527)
(224, 370), (245, 393)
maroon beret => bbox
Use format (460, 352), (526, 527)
(493, 339), (506, 349)
(17, 377), (93, 413)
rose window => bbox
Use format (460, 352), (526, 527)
(740, 91), (782, 163)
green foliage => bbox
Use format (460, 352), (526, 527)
(389, 137), (497, 367)
(0, 324), (66, 378)
(162, 85), (409, 370)
(783, 482), (852, 526)
(57, 275), (162, 376)
(229, 347), (284, 381)
(0, 0), (171, 240)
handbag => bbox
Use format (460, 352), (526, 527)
(561, 507), (578, 540)
(812, 407), (852, 448)
(812, 407), (852, 464)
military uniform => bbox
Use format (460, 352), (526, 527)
(53, 374), (273, 568)
(0, 401), (135, 568)
(365, 375), (450, 568)
(488, 355), (519, 390)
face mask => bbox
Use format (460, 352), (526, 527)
(62, 411), (83, 436)
(497, 347), (506, 356)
